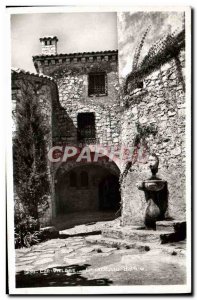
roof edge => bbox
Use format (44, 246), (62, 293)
(11, 67), (56, 83)
(32, 49), (118, 60)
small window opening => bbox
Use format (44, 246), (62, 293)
(88, 72), (106, 96)
(77, 113), (96, 142)
(137, 81), (143, 89)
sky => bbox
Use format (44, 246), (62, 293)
(118, 11), (184, 78)
(11, 12), (118, 72)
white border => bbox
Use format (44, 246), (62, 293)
(5, 5), (192, 295)
(6, 5), (189, 13)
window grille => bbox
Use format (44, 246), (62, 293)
(88, 73), (107, 96)
(77, 113), (96, 142)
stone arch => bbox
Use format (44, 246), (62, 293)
(53, 148), (121, 178)
(54, 157), (121, 219)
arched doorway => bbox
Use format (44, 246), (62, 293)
(54, 161), (121, 226)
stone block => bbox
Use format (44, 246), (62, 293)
(102, 227), (176, 244)
(156, 220), (186, 233)
(40, 226), (59, 240)
(85, 235), (151, 251)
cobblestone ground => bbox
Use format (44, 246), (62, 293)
(15, 234), (186, 287)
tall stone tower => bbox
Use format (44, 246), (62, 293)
(39, 36), (58, 55)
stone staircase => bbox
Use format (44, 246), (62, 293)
(85, 220), (186, 249)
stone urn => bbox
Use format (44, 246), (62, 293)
(137, 154), (168, 229)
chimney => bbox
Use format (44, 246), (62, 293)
(39, 36), (58, 55)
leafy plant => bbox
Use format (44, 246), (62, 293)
(134, 122), (157, 146)
(14, 199), (40, 248)
(15, 228), (41, 249)
(13, 78), (50, 247)
(132, 25), (151, 71)
(124, 29), (185, 94)
(140, 29), (183, 69)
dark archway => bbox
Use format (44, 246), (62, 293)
(99, 175), (121, 211)
(54, 161), (121, 228)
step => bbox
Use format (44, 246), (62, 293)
(102, 227), (184, 244)
(59, 229), (101, 238)
(85, 235), (153, 251)
(58, 220), (118, 237)
(85, 235), (186, 256)
(156, 220), (186, 233)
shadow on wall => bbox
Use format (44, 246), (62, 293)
(16, 264), (113, 287)
(52, 92), (78, 145)
(54, 163), (121, 215)
(174, 56), (185, 92)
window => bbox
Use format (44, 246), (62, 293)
(80, 171), (88, 187)
(69, 171), (77, 187)
(137, 81), (143, 89)
(88, 72), (107, 96)
(77, 113), (96, 142)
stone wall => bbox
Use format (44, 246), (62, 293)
(53, 71), (120, 147)
(32, 51), (123, 219)
(34, 53), (121, 148)
(120, 49), (186, 226)
(31, 30), (186, 226)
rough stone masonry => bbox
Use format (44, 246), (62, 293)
(12, 18), (186, 227)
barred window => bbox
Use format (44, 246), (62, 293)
(77, 113), (96, 142)
(88, 72), (107, 96)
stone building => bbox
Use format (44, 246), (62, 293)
(12, 12), (186, 228)
(13, 36), (122, 225)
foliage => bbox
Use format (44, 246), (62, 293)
(132, 25), (151, 71)
(14, 199), (40, 248)
(134, 122), (157, 146)
(13, 78), (50, 236)
(124, 29), (185, 94)
(140, 29), (184, 69)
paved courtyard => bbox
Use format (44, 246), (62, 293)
(15, 221), (186, 288)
